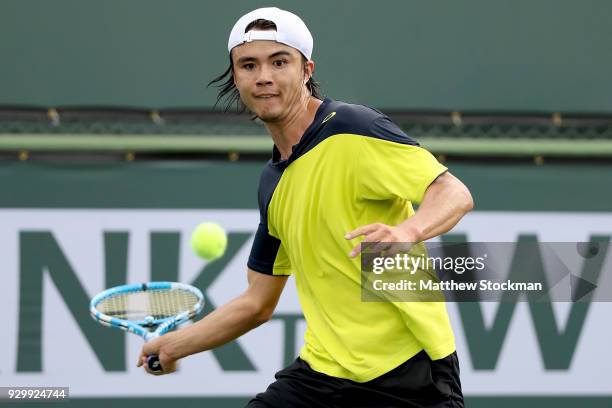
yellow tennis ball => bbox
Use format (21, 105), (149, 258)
(190, 222), (227, 260)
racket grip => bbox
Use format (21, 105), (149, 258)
(147, 355), (162, 372)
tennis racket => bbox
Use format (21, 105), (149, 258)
(89, 281), (204, 372)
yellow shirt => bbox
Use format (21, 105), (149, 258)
(248, 98), (455, 382)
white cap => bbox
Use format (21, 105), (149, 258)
(228, 7), (313, 59)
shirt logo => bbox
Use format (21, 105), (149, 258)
(322, 111), (336, 124)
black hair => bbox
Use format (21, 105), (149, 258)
(208, 19), (323, 113)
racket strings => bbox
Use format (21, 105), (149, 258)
(96, 289), (199, 321)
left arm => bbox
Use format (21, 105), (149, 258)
(346, 171), (473, 257)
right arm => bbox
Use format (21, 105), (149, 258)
(137, 268), (288, 374)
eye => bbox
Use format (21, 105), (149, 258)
(273, 59), (287, 68)
(242, 63), (255, 71)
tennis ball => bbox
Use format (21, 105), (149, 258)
(190, 222), (227, 260)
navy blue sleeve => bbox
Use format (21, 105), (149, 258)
(368, 115), (420, 146)
(247, 162), (284, 275)
(247, 222), (281, 274)
(324, 100), (420, 146)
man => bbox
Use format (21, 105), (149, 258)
(138, 7), (473, 407)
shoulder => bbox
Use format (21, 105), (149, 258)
(259, 159), (281, 183)
(323, 99), (418, 146)
(256, 160), (283, 215)
(324, 99), (383, 130)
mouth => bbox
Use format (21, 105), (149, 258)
(254, 94), (278, 99)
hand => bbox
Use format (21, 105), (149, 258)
(136, 335), (179, 375)
(345, 222), (420, 258)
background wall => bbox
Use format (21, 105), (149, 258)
(1, 0), (611, 112)
(2, 1), (611, 407)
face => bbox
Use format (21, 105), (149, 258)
(231, 40), (313, 122)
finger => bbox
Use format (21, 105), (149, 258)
(360, 230), (388, 244)
(141, 341), (156, 356)
(355, 241), (392, 257)
(345, 224), (379, 240)
(162, 359), (177, 374)
(351, 229), (390, 257)
(137, 349), (150, 367)
(350, 239), (387, 258)
(367, 230), (393, 253)
(349, 243), (361, 258)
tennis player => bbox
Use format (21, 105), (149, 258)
(138, 7), (473, 407)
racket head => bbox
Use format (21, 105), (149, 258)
(90, 281), (205, 339)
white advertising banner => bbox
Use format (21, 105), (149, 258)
(2, 210), (612, 397)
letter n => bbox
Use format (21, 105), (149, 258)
(18, 231), (126, 371)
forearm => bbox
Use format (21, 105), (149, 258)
(163, 293), (269, 360)
(400, 172), (473, 242)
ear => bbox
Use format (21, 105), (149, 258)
(304, 60), (315, 83)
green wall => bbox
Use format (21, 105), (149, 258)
(1, 161), (611, 211)
(1, 0), (611, 112)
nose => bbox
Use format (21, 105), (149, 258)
(256, 65), (273, 87)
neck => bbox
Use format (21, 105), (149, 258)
(264, 95), (322, 161)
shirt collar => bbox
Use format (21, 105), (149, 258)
(271, 97), (332, 167)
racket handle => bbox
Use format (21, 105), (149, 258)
(147, 355), (162, 372)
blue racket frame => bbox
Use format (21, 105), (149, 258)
(90, 281), (205, 371)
